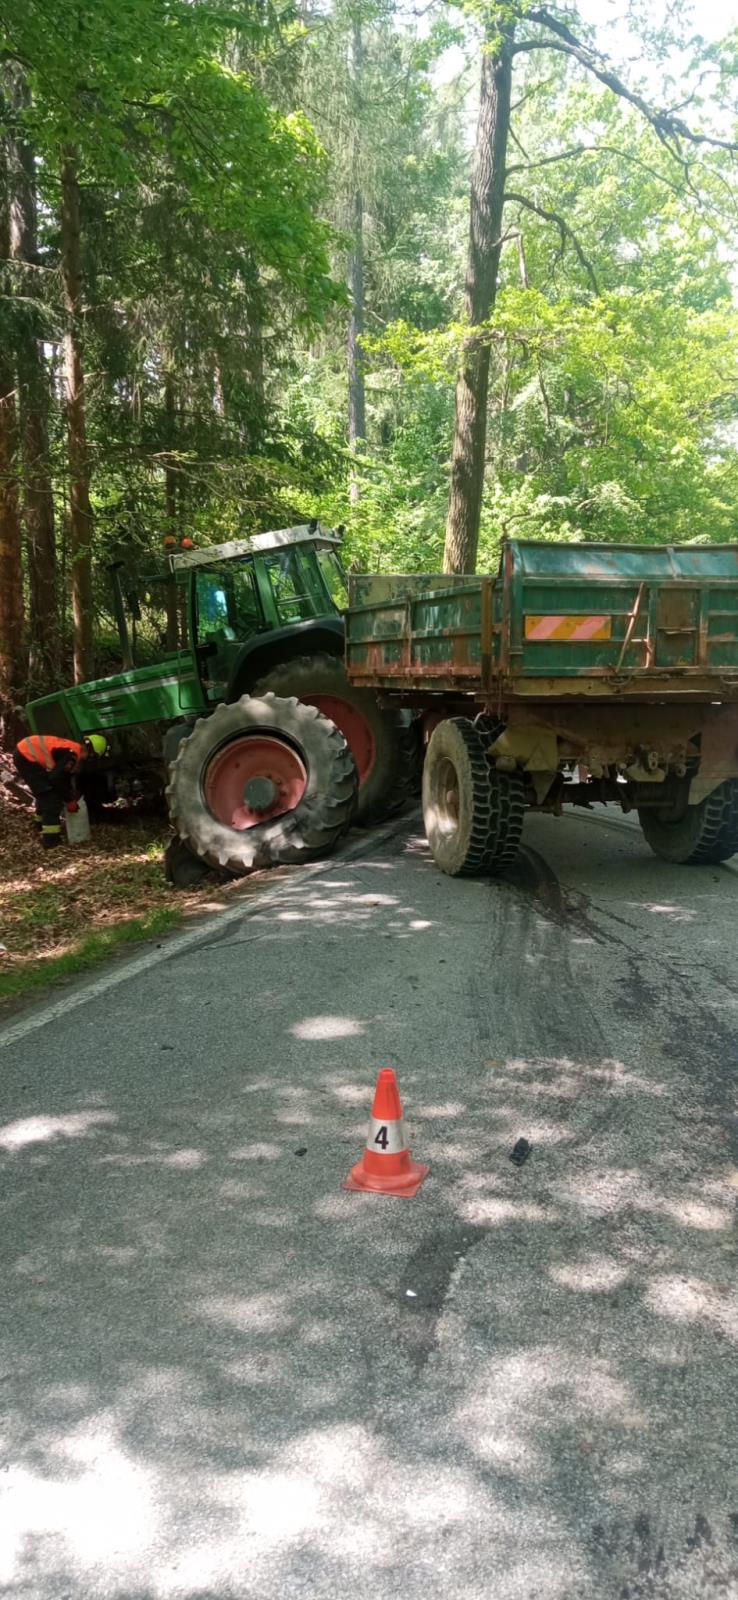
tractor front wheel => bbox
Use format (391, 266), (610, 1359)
(166, 693), (357, 874)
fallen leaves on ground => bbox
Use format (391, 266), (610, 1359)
(0, 796), (291, 1007)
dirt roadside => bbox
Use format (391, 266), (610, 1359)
(0, 793), (290, 1010)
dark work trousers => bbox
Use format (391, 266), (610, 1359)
(12, 751), (66, 844)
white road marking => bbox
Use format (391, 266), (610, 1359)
(3, 801), (733, 1054)
(0, 816), (414, 1052)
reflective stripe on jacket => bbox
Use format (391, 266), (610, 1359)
(16, 735), (84, 770)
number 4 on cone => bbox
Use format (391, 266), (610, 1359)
(342, 1068), (428, 1197)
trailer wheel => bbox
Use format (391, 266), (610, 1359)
(422, 718), (525, 877)
(166, 693), (357, 875)
(638, 779), (738, 865)
(251, 653), (416, 825)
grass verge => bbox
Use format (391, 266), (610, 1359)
(0, 806), (187, 1007)
(0, 905), (181, 1003)
(0, 799), (292, 1010)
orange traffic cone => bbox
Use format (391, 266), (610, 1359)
(343, 1068), (428, 1197)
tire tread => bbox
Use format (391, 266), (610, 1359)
(423, 718), (525, 877)
(639, 778), (738, 865)
(166, 694), (357, 875)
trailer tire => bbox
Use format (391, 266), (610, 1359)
(638, 779), (738, 865)
(166, 693), (357, 875)
(422, 717), (525, 877)
(251, 652), (416, 825)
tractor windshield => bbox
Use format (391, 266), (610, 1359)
(194, 559), (263, 702)
(262, 548), (321, 624)
(316, 548), (349, 611)
(261, 544), (347, 623)
(123, 573), (186, 662)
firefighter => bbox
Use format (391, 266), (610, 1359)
(12, 733), (108, 849)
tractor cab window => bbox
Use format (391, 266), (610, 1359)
(195, 562), (263, 704)
(125, 578), (180, 661)
(195, 563), (261, 645)
(316, 548), (349, 612)
(197, 572), (231, 638)
(262, 549), (317, 625)
(231, 561), (262, 634)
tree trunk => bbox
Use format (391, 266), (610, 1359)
(60, 147), (94, 683)
(347, 185), (366, 500)
(444, 26), (514, 573)
(245, 293), (265, 449)
(8, 68), (58, 693)
(0, 133), (25, 744)
(163, 366), (179, 650)
(347, 18), (365, 505)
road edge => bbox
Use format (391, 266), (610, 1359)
(0, 812), (419, 1052)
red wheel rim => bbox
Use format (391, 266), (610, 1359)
(306, 696), (375, 785)
(204, 734), (307, 830)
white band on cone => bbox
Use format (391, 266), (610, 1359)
(367, 1116), (407, 1156)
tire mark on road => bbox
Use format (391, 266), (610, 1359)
(396, 1226), (488, 1373)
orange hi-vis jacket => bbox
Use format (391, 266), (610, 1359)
(16, 735), (84, 770)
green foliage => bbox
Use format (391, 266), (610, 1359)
(313, 60), (738, 574)
(4, 0), (738, 686)
(8, 0), (340, 303)
(1, 0), (343, 677)
(476, 285), (738, 561)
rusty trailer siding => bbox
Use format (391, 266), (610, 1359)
(347, 581), (492, 686)
(346, 540), (738, 702)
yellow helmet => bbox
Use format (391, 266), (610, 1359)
(86, 733), (108, 757)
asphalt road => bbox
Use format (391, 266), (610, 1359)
(1, 807), (738, 1599)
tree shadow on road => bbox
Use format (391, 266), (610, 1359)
(1, 827), (738, 1598)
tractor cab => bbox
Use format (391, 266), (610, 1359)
(25, 524), (348, 747)
(176, 525), (348, 705)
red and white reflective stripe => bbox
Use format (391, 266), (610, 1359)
(525, 614), (612, 642)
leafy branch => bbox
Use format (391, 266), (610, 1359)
(503, 190), (601, 293)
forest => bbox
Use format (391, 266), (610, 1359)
(2, 0), (738, 738)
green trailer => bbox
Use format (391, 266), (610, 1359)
(345, 539), (738, 874)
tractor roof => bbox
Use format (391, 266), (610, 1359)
(169, 523), (344, 572)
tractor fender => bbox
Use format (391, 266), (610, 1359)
(225, 618), (344, 702)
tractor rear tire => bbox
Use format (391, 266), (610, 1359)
(638, 779), (738, 864)
(250, 653), (416, 826)
(164, 835), (217, 888)
(422, 717), (525, 877)
(166, 693), (357, 875)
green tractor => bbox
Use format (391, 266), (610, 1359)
(25, 524), (417, 877)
